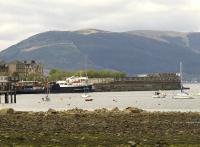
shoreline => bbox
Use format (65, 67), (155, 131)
(1, 107), (200, 113)
(0, 107), (200, 146)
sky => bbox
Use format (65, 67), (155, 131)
(0, 0), (200, 50)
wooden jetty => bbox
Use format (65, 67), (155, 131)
(0, 76), (18, 104)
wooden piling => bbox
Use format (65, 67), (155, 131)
(14, 93), (16, 103)
(0, 76), (18, 104)
(5, 93), (8, 104)
(11, 94), (13, 103)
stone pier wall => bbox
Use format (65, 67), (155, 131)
(93, 79), (181, 92)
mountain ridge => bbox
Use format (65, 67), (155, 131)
(1, 29), (200, 74)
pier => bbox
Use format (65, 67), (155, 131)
(0, 76), (17, 104)
(91, 73), (181, 92)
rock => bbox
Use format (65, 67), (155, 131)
(0, 108), (14, 115)
(67, 108), (86, 114)
(32, 137), (36, 141)
(128, 140), (137, 147)
(110, 107), (120, 113)
(123, 107), (143, 113)
(4, 135), (10, 139)
(47, 108), (57, 114)
(16, 136), (26, 141)
(38, 132), (45, 136)
(51, 138), (60, 143)
(94, 108), (109, 113)
(155, 140), (168, 147)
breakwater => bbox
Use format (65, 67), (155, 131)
(92, 73), (181, 92)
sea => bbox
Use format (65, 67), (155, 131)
(0, 83), (200, 112)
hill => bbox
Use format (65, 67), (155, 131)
(1, 29), (200, 75)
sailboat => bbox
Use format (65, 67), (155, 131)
(45, 85), (50, 101)
(42, 79), (50, 101)
(173, 62), (193, 99)
(81, 87), (90, 98)
(81, 79), (93, 101)
(81, 56), (93, 101)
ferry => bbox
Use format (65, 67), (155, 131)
(50, 76), (93, 93)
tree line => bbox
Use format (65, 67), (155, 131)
(1, 69), (127, 81)
(48, 69), (127, 81)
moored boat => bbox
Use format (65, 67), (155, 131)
(152, 91), (166, 98)
(172, 62), (193, 99)
(173, 92), (193, 99)
(16, 81), (45, 94)
(50, 76), (93, 93)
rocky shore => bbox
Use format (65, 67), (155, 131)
(0, 107), (200, 146)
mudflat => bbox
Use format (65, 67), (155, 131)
(0, 107), (200, 147)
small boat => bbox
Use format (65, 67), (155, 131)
(81, 87), (92, 101)
(81, 93), (91, 98)
(42, 79), (50, 102)
(42, 95), (50, 102)
(82, 57), (93, 102)
(82, 87), (93, 101)
(173, 91), (193, 99)
(192, 93), (200, 96)
(152, 91), (166, 98)
(173, 62), (193, 99)
(84, 98), (93, 101)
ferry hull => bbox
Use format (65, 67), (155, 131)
(50, 84), (93, 93)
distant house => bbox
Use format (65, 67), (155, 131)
(0, 61), (8, 74)
(8, 60), (26, 76)
(0, 60), (43, 77)
(23, 60), (43, 76)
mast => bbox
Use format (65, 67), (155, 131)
(46, 78), (49, 98)
(84, 55), (89, 94)
(180, 61), (183, 92)
(84, 55), (88, 78)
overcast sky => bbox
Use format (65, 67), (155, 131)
(1, 0), (200, 50)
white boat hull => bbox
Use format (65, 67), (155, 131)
(81, 94), (91, 98)
(173, 93), (194, 99)
(192, 93), (200, 96)
(152, 91), (166, 98)
(152, 94), (166, 98)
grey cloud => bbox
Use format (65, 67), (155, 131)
(132, 0), (189, 6)
(0, 0), (200, 50)
(150, 0), (189, 6)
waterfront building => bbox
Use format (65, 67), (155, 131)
(8, 60), (26, 76)
(24, 60), (43, 76)
(0, 60), (43, 77)
(0, 61), (8, 74)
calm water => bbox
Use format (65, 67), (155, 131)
(1, 84), (200, 112)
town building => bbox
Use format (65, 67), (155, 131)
(24, 60), (43, 76)
(0, 60), (43, 77)
(0, 61), (8, 74)
(8, 60), (26, 76)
